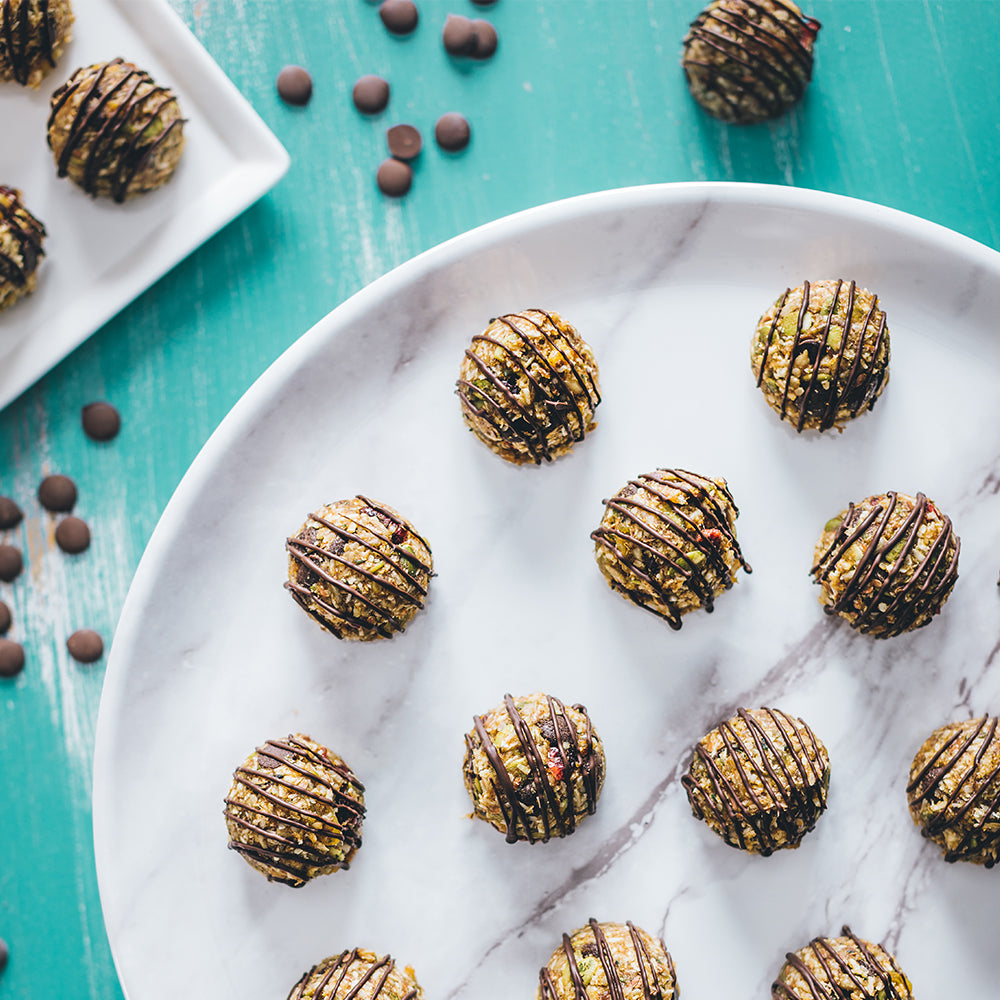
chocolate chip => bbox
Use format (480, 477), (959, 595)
(38, 474), (76, 513)
(435, 112), (471, 151)
(277, 65), (313, 106)
(379, 0), (418, 35)
(376, 158), (413, 196)
(0, 496), (22, 530)
(0, 600), (10, 635)
(471, 19), (497, 58)
(470, 0), (498, 5)
(67, 629), (103, 663)
(0, 639), (24, 677)
(0, 936), (7, 971)
(0, 545), (22, 583)
(81, 401), (121, 442)
(353, 74), (390, 114)
(387, 123), (422, 160)
(55, 516), (90, 555)
(442, 14), (477, 56)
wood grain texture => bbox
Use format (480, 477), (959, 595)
(0, 2), (997, 997)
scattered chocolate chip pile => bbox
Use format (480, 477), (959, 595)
(67, 628), (103, 664)
(0, 545), (22, 583)
(379, 0), (419, 35)
(353, 74), (390, 114)
(81, 401), (121, 442)
(277, 65), (313, 106)
(38, 473), (76, 513)
(435, 112), (471, 151)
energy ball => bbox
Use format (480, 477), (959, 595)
(682, 707), (829, 854)
(48, 58), (186, 202)
(538, 919), (679, 1000)
(907, 715), (1000, 867)
(0, 186), (45, 313)
(463, 692), (605, 844)
(287, 948), (424, 1000)
(0, 0), (74, 87)
(285, 496), (433, 641)
(811, 491), (959, 638)
(592, 468), (751, 630)
(681, 0), (821, 124)
(223, 733), (365, 888)
(456, 309), (601, 465)
(751, 279), (890, 432)
(771, 926), (913, 1000)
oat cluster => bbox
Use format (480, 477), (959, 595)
(0, 186), (45, 313)
(286, 948), (423, 1000)
(0, 0), (74, 87)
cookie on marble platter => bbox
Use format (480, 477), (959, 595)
(0, 0), (74, 87)
(0, 186), (45, 313)
(286, 948), (423, 1000)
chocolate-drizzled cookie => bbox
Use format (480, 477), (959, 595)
(537, 919), (679, 1000)
(682, 0), (820, 124)
(592, 468), (751, 630)
(771, 926), (914, 1000)
(456, 309), (601, 465)
(907, 715), (1000, 867)
(286, 496), (433, 642)
(286, 948), (423, 1000)
(0, 186), (44, 313)
(0, 0), (74, 87)
(683, 707), (829, 854)
(751, 279), (890, 432)
(463, 692), (605, 844)
(811, 491), (959, 638)
(224, 734), (365, 888)
(47, 58), (186, 202)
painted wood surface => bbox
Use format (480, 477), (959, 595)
(0, 2), (997, 997)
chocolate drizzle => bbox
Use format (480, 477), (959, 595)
(756, 279), (889, 431)
(683, 0), (820, 123)
(772, 926), (912, 1000)
(47, 58), (185, 202)
(465, 693), (601, 844)
(682, 707), (827, 854)
(1, 0), (56, 84)
(224, 735), (365, 888)
(455, 309), (601, 464)
(285, 496), (433, 640)
(592, 468), (751, 630)
(907, 716), (1000, 866)
(538, 920), (676, 1000)
(811, 491), (960, 638)
(288, 949), (419, 1000)
(0, 186), (44, 289)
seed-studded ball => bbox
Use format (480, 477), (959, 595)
(681, 0), (821, 124)
(592, 468), (751, 630)
(285, 496), (433, 641)
(0, 186), (45, 313)
(463, 692), (605, 844)
(682, 707), (829, 855)
(224, 734), (365, 888)
(0, 0), (74, 87)
(811, 491), (959, 638)
(907, 716), (1000, 867)
(48, 58), (186, 202)
(771, 926), (913, 1000)
(286, 948), (424, 1000)
(456, 309), (601, 465)
(537, 919), (679, 1000)
(751, 279), (890, 432)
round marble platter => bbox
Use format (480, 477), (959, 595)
(93, 183), (1000, 1000)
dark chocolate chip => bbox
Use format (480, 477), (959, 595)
(377, 158), (413, 196)
(470, 0), (498, 5)
(67, 629), (103, 663)
(442, 14), (477, 55)
(379, 0), (418, 35)
(0, 639), (24, 677)
(435, 112), (471, 151)
(471, 19), (497, 58)
(55, 516), (90, 555)
(0, 936), (7, 972)
(0, 496), (23, 530)
(277, 65), (313, 106)
(0, 545), (22, 582)
(81, 401), (121, 442)
(353, 74), (390, 114)
(0, 600), (10, 635)
(387, 123), (422, 160)
(38, 474), (76, 513)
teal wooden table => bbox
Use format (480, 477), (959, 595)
(1, 2), (997, 996)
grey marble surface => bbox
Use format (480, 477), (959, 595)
(93, 184), (1000, 1000)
